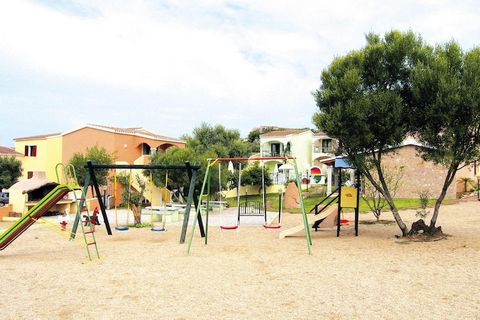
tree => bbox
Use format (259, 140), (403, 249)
(228, 162), (272, 193)
(148, 147), (221, 199)
(313, 30), (430, 236)
(0, 156), (22, 189)
(182, 123), (252, 158)
(410, 42), (480, 234)
(362, 165), (404, 222)
(118, 173), (146, 225)
(68, 146), (115, 186)
(458, 177), (473, 194)
(150, 123), (258, 199)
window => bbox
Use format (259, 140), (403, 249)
(24, 145), (37, 157)
(271, 143), (281, 156)
(322, 139), (332, 153)
(140, 143), (151, 155)
(27, 171), (33, 179)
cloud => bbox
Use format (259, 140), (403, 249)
(0, 0), (479, 145)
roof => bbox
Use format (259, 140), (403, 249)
(313, 131), (330, 137)
(261, 129), (311, 137)
(14, 132), (62, 141)
(8, 172), (57, 194)
(0, 146), (23, 156)
(64, 124), (184, 144)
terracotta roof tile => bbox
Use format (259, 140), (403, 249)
(86, 124), (184, 143)
(0, 146), (23, 156)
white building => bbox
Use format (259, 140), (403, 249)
(259, 129), (336, 185)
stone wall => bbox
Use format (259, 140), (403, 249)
(380, 145), (476, 199)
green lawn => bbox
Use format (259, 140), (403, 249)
(225, 192), (458, 214)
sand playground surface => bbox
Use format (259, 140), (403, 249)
(0, 201), (479, 319)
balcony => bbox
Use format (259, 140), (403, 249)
(313, 146), (334, 154)
(261, 151), (292, 157)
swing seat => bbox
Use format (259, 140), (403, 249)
(220, 225), (238, 230)
(263, 224), (281, 229)
(115, 226), (129, 231)
(340, 219), (350, 224)
(151, 227), (166, 232)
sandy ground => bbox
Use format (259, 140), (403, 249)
(0, 201), (479, 320)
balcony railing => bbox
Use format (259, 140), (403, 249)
(261, 151), (292, 157)
(313, 146), (334, 154)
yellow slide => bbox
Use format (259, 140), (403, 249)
(279, 206), (338, 238)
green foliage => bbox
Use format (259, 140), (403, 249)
(148, 146), (222, 195)
(182, 123), (253, 158)
(313, 31), (428, 167)
(0, 156), (22, 189)
(458, 177), (474, 193)
(313, 30), (430, 235)
(68, 146), (115, 186)
(411, 41), (480, 226)
(228, 162), (272, 190)
(150, 123), (260, 197)
(412, 42), (480, 168)
(415, 189), (431, 219)
(118, 172), (146, 224)
(362, 165), (404, 221)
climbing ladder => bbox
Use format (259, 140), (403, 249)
(73, 188), (100, 261)
(55, 163), (100, 261)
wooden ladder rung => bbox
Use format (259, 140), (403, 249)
(87, 242), (96, 246)
(84, 231), (94, 234)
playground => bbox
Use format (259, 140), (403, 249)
(0, 200), (478, 319)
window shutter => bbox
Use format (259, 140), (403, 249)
(24, 145), (28, 156)
(31, 145), (37, 157)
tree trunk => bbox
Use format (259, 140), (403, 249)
(372, 152), (408, 236)
(408, 219), (442, 236)
(430, 164), (457, 228)
(387, 199), (408, 236)
(132, 205), (141, 225)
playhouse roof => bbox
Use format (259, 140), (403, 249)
(8, 172), (57, 194)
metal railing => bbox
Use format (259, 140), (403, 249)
(313, 146), (334, 154)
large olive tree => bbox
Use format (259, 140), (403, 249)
(313, 31), (430, 236)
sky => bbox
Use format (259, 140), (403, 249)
(1, 0), (479, 146)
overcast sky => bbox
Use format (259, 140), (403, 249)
(1, 0), (479, 146)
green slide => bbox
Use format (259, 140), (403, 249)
(0, 184), (71, 251)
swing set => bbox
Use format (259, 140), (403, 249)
(215, 159), (283, 230)
(186, 156), (312, 254)
(70, 160), (206, 244)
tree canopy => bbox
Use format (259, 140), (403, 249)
(68, 146), (115, 186)
(314, 30), (480, 236)
(182, 123), (254, 158)
(313, 30), (429, 236)
(411, 42), (480, 230)
(0, 156), (22, 190)
(150, 123), (260, 197)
